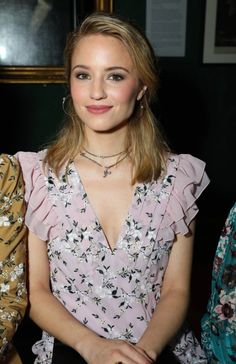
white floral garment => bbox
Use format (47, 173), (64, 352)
(17, 151), (210, 363)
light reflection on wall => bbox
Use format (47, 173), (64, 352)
(0, 46), (7, 61)
(0, 1), (69, 66)
(0, 4), (33, 65)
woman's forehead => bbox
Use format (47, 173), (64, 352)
(72, 34), (135, 67)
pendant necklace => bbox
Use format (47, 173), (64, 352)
(80, 151), (128, 177)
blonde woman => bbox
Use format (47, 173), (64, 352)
(17, 12), (209, 364)
(0, 154), (27, 364)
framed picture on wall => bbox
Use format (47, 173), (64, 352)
(0, 0), (113, 83)
(203, 0), (236, 63)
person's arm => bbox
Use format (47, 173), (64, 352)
(0, 155), (27, 357)
(137, 221), (195, 361)
(28, 230), (153, 364)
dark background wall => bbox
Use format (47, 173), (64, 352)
(0, 0), (235, 362)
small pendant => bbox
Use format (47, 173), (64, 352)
(103, 167), (111, 177)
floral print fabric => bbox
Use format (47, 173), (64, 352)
(201, 203), (236, 363)
(17, 151), (209, 363)
(0, 154), (27, 362)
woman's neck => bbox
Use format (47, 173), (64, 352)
(83, 128), (127, 156)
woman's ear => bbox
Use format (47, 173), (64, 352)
(137, 85), (147, 101)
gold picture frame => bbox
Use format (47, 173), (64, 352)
(0, 0), (113, 83)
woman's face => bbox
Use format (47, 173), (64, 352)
(70, 34), (145, 134)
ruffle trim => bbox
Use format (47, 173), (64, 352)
(156, 154), (210, 243)
(32, 332), (54, 363)
(16, 151), (60, 242)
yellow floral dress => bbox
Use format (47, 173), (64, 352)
(0, 154), (27, 364)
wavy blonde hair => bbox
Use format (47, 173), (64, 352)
(44, 12), (169, 183)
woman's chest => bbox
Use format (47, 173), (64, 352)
(46, 162), (175, 265)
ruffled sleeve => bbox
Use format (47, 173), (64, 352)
(16, 151), (60, 242)
(158, 154), (210, 242)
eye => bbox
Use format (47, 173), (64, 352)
(108, 73), (125, 81)
(75, 72), (90, 80)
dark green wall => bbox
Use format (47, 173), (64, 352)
(1, 1), (235, 362)
(1, 83), (65, 153)
(115, 0), (146, 29)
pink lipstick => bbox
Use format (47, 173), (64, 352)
(86, 105), (112, 114)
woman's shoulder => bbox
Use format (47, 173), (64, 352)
(15, 150), (60, 240)
(155, 152), (210, 241)
(0, 154), (26, 258)
(165, 152), (210, 204)
(15, 149), (47, 178)
(16, 149), (46, 167)
(166, 152), (207, 172)
(0, 153), (20, 174)
(0, 154), (22, 190)
(15, 149), (48, 202)
(165, 152), (210, 188)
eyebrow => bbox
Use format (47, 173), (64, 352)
(72, 65), (130, 73)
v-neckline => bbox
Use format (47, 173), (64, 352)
(71, 161), (139, 252)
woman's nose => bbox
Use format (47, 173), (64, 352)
(90, 78), (106, 100)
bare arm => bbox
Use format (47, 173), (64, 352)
(137, 221), (195, 361)
(28, 230), (153, 364)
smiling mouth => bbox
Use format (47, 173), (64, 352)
(86, 105), (113, 114)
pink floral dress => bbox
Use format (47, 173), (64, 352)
(17, 151), (209, 363)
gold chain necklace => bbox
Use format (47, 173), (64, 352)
(80, 152), (128, 177)
(83, 148), (126, 159)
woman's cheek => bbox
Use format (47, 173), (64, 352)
(71, 84), (87, 103)
(110, 83), (139, 103)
